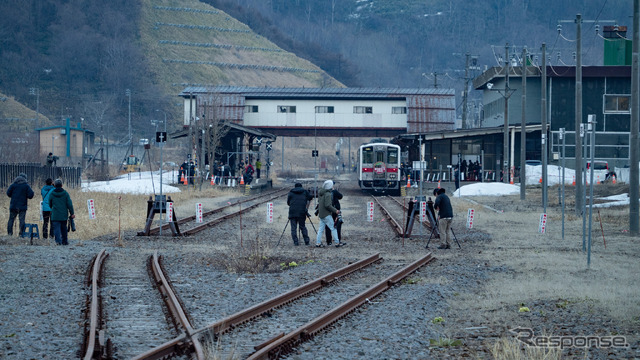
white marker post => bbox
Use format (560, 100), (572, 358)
(420, 201), (427, 222)
(266, 202), (273, 223)
(195, 203), (203, 223)
(367, 201), (374, 222)
(166, 202), (173, 222)
(87, 199), (96, 220)
(467, 208), (475, 229)
(539, 213), (547, 234)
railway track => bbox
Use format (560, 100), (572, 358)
(82, 236), (435, 359)
(372, 195), (434, 238)
(82, 250), (179, 360)
(248, 253), (435, 359)
(139, 188), (288, 236)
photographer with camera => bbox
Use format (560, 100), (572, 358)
(315, 180), (345, 248)
(324, 184), (343, 246)
(433, 187), (453, 249)
(48, 179), (75, 246)
(287, 183), (313, 246)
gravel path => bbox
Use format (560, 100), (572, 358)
(1, 181), (637, 359)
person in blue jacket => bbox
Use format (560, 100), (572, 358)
(41, 178), (55, 239)
(6, 173), (35, 236)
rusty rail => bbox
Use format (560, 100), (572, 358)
(371, 195), (405, 236)
(144, 251), (205, 360)
(131, 253), (381, 360)
(248, 253), (436, 360)
(82, 249), (109, 360)
(182, 190), (286, 236)
(143, 188), (287, 236)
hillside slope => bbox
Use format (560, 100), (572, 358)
(0, 92), (52, 132)
(0, 0), (342, 140)
(139, 0), (343, 94)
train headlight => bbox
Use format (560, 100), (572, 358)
(389, 174), (396, 179)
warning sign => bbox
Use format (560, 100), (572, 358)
(420, 201), (427, 222)
(196, 203), (203, 223)
(87, 199), (96, 220)
(367, 201), (374, 222)
(539, 213), (547, 234)
(467, 208), (474, 229)
(166, 202), (173, 222)
(266, 202), (274, 223)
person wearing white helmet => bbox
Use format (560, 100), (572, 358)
(315, 180), (345, 248)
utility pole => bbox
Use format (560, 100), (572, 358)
(520, 47), (527, 200)
(575, 14), (584, 215)
(631, 1), (639, 234)
(462, 54), (470, 129)
(189, 92), (194, 162)
(503, 43), (511, 184)
(125, 89), (132, 155)
(557, 15), (617, 216)
(541, 43), (548, 212)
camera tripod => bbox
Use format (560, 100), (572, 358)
(425, 219), (461, 249)
(277, 214), (317, 246)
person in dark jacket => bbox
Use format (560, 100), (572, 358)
(315, 180), (345, 248)
(433, 188), (454, 249)
(188, 162), (195, 185)
(41, 178), (55, 239)
(244, 162), (254, 185)
(6, 173), (35, 236)
(287, 183), (313, 246)
(324, 187), (343, 245)
(48, 179), (75, 245)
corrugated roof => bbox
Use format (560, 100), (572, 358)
(179, 86), (454, 98)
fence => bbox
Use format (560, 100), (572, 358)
(0, 163), (82, 189)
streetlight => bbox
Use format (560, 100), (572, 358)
(52, 135), (58, 153)
(29, 87), (39, 129)
(155, 109), (167, 236)
(126, 89), (132, 153)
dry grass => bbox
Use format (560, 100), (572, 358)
(491, 336), (562, 360)
(202, 332), (239, 360)
(0, 185), (237, 241)
(453, 193), (640, 325)
(219, 235), (283, 273)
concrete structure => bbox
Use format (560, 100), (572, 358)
(36, 118), (94, 166)
(474, 65), (631, 169)
(179, 87), (456, 137)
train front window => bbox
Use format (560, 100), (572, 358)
(362, 147), (373, 163)
(387, 148), (398, 166)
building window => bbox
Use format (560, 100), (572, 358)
(354, 106), (373, 114)
(604, 95), (630, 113)
(245, 105), (258, 113)
(315, 106), (334, 113)
(278, 105), (296, 113)
(392, 106), (407, 114)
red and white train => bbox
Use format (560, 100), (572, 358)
(358, 141), (401, 194)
